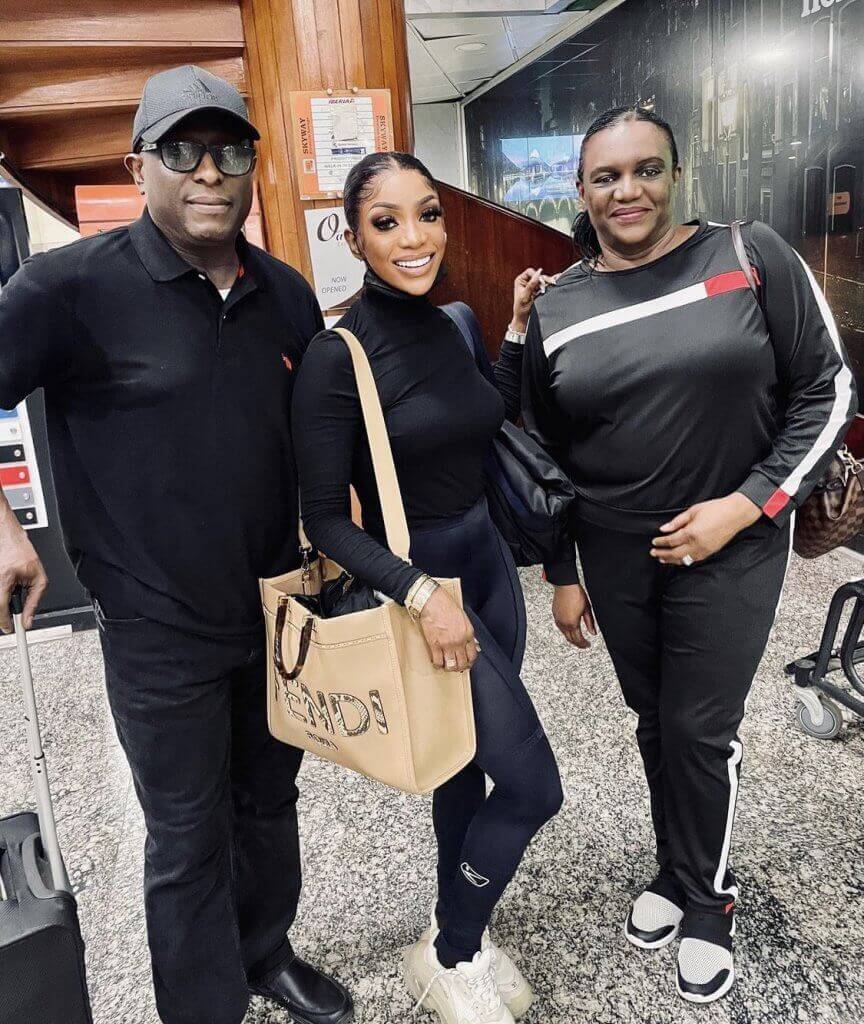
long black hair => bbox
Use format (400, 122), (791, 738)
(342, 151), (438, 239)
(572, 105), (680, 263)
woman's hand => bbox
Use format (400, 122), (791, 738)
(419, 586), (480, 672)
(511, 267), (560, 332)
(650, 492), (762, 566)
(552, 583), (597, 649)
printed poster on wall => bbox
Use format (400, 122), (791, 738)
(305, 206), (366, 314)
(0, 401), (49, 529)
(290, 90), (395, 199)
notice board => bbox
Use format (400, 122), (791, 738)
(289, 90), (395, 199)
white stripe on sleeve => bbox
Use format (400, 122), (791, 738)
(776, 252), (855, 498)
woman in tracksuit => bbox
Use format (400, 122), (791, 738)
(523, 106), (856, 1003)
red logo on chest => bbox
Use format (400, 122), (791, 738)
(281, 353), (293, 371)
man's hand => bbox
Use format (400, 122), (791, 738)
(650, 492), (762, 566)
(552, 583), (597, 649)
(0, 511), (48, 632)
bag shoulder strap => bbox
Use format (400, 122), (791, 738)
(331, 327), (411, 562)
(730, 220), (760, 302)
(440, 302), (495, 386)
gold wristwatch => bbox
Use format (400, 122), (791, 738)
(405, 574), (439, 622)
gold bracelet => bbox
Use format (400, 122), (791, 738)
(404, 575), (427, 609)
(406, 575), (439, 622)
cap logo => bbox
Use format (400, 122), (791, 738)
(180, 78), (216, 106)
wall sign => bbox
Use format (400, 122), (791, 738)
(802, 0), (849, 17)
(290, 90), (395, 199)
(304, 206), (366, 313)
(0, 401), (49, 529)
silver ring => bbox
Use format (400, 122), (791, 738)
(682, 554), (694, 567)
(445, 658), (456, 669)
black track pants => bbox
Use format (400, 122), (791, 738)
(575, 516), (791, 913)
(410, 500), (563, 966)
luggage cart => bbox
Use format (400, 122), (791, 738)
(785, 579), (864, 739)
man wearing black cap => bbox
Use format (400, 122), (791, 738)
(0, 66), (353, 1024)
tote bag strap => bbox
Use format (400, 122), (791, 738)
(296, 330), (411, 562)
(324, 327), (412, 562)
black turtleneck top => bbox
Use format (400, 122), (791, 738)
(291, 271), (521, 603)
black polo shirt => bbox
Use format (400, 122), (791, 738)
(0, 209), (323, 636)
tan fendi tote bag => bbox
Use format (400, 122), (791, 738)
(260, 328), (477, 795)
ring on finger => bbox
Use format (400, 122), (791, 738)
(682, 554), (694, 567)
(445, 657), (457, 669)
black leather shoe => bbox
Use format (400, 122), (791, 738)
(250, 955), (354, 1024)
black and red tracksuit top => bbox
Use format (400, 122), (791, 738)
(522, 219), (858, 584)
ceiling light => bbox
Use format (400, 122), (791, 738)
(456, 41), (487, 52)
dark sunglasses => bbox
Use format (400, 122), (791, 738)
(139, 139), (257, 176)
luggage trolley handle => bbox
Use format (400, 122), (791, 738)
(10, 585), (71, 894)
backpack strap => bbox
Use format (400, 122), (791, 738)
(730, 220), (760, 302)
(440, 302), (495, 385)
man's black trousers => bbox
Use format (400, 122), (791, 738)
(96, 610), (304, 1024)
(575, 516), (791, 914)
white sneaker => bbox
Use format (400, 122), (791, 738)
(676, 914), (736, 1003)
(421, 908), (534, 1018)
(403, 935), (515, 1024)
(624, 890), (685, 950)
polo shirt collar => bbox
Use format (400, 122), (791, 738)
(129, 207), (196, 282)
(129, 207), (266, 292)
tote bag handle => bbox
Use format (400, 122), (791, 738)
(298, 328), (411, 564)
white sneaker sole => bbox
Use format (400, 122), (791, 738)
(402, 945), (459, 1024)
(502, 980), (534, 1019)
(422, 923), (533, 1018)
(676, 919), (736, 1004)
(676, 967), (736, 1004)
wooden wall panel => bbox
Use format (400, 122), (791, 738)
(5, 109), (135, 170)
(338, 0), (367, 88)
(240, 0), (306, 273)
(240, 0), (413, 273)
(358, 0), (385, 89)
(0, 2), (243, 44)
(433, 183), (576, 360)
(0, 56), (246, 119)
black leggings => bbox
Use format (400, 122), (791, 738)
(409, 499), (562, 967)
(576, 515), (791, 913)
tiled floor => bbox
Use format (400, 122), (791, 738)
(1, 551), (863, 1024)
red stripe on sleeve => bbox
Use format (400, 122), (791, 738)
(704, 270), (751, 298)
(763, 489), (791, 518)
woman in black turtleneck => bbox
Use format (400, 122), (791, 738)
(292, 152), (561, 1024)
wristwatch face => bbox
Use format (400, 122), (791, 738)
(505, 329), (527, 345)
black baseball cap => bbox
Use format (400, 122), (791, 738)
(132, 65), (259, 151)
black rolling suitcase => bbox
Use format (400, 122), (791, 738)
(0, 587), (93, 1024)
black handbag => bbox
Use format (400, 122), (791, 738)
(441, 303), (576, 566)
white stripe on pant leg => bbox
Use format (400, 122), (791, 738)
(713, 739), (743, 900)
(713, 517), (795, 900)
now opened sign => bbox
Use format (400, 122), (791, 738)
(305, 206), (366, 315)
